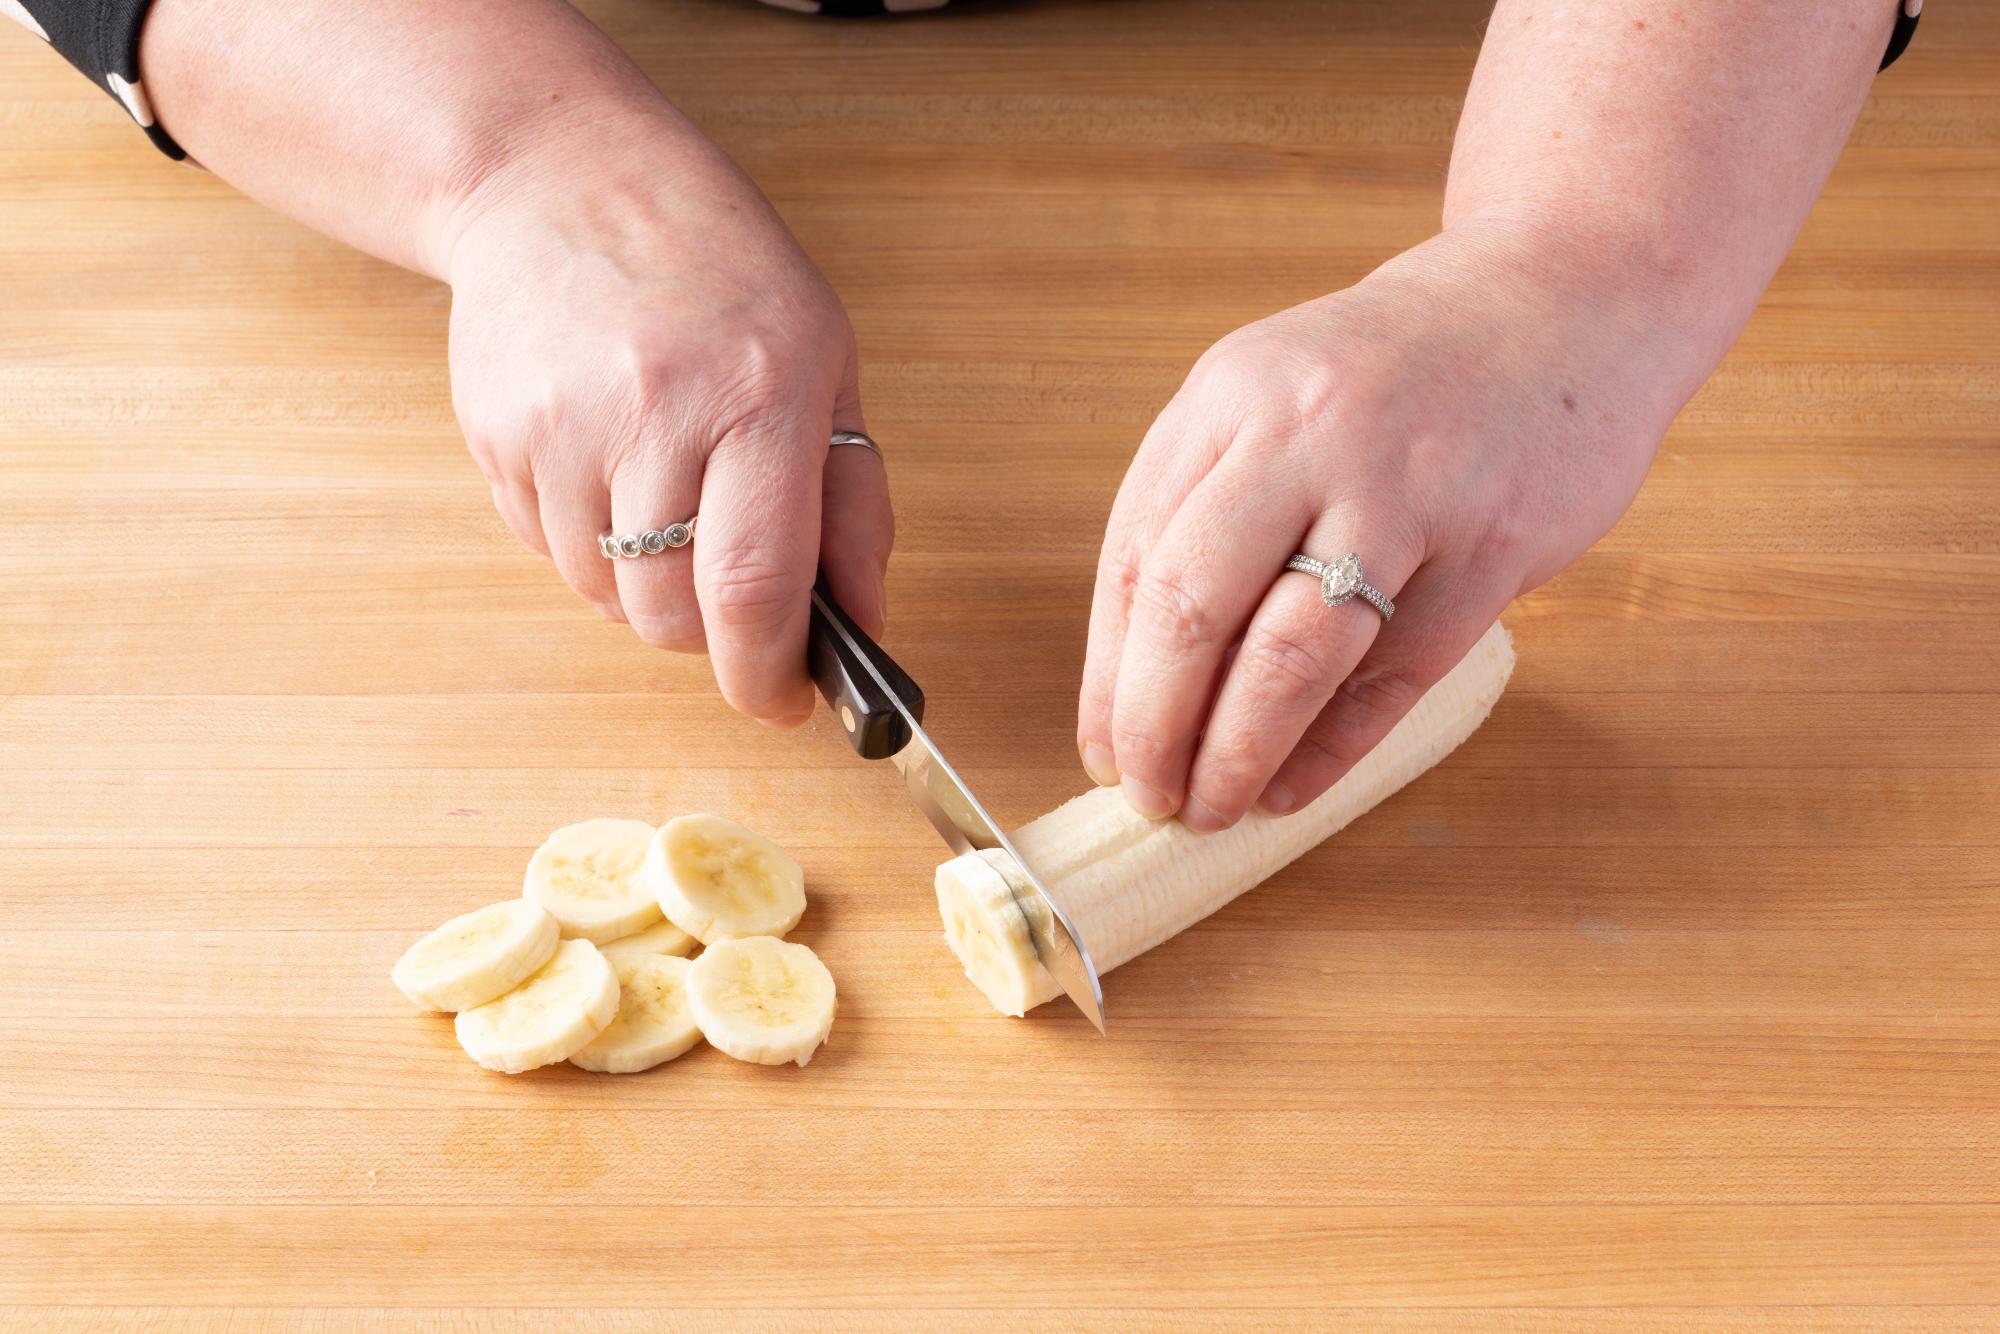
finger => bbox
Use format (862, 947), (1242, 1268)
(1106, 449), (1318, 819)
(1180, 514), (1423, 832)
(536, 467), (622, 623)
(1076, 395), (1235, 788)
(488, 472), (550, 558)
(819, 377), (892, 640)
(609, 444), (707, 653)
(693, 417), (822, 726)
(1258, 564), (1511, 815)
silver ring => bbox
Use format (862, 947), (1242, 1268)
(1284, 552), (1394, 621)
(599, 516), (697, 559)
(829, 430), (881, 458)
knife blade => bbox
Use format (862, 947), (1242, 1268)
(805, 581), (1107, 1033)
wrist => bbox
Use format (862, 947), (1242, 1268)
(429, 89), (723, 285)
(1435, 209), (1747, 370)
(1403, 213), (1737, 414)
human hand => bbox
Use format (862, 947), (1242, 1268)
(1078, 222), (1703, 830)
(443, 117), (890, 727)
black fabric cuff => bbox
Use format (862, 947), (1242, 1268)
(1881, 1), (1922, 71)
(19, 0), (183, 158)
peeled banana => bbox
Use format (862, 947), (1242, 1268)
(454, 937), (621, 1073)
(686, 936), (837, 1067)
(647, 813), (806, 945)
(523, 818), (663, 944)
(391, 899), (559, 1013)
(569, 954), (703, 1074)
(936, 621), (1517, 1016)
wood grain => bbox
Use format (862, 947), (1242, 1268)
(2, 0), (1996, 1324)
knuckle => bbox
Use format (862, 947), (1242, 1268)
(728, 326), (787, 388)
(1100, 549), (1144, 605)
(516, 382), (567, 443)
(1185, 343), (1260, 414)
(1239, 624), (1341, 702)
(1108, 716), (1174, 773)
(1337, 663), (1431, 719)
(1477, 507), (1539, 569)
(1131, 565), (1221, 654)
(701, 545), (804, 628)
(1107, 694), (1180, 770)
(1290, 721), (1363, 780)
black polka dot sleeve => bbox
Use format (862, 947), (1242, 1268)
(3, 0), (1921, 162)
(4, 0), (182, 156)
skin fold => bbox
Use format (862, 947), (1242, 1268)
(138, 0), (1895, 818)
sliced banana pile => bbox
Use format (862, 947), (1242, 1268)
(392, 814), (836, 1075)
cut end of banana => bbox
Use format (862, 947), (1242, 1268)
(935, 849), (1055, 1018)
(523, 818), (663, 944)
(569, 954), (703, 1074)
(391, 899), (559, 1013)
(647, 813), (806, 945)
(935, 619), (1518, 1018)
(686, 936), (836, 1067)
(599, 917), (697, 964)
(454, 938), (620, 1074)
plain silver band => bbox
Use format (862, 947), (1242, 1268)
(599, 516), (697, 560)
(1284, 553), (1395, 622)
(829, 430), (881, 458)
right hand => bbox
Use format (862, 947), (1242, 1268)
(442, 115), (892, 728)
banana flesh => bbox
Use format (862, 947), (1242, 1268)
(523, 818), (663, 944)
(569, 954), (703, 1074)
(391, 899), (560, 1013)
(686, 936), (836, 1067)
(647, 813), (806, 945)
(454, 937), (620, 1074)
(936, 621), (1517, 1015)
(396, 811), (833, 1077)
(599, 918), (697, 964)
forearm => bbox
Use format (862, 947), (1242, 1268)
(1443, 0), (1894, 376)
(139, 0), (711, 279)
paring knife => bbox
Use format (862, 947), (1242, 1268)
(805, 579), (1107, 1033)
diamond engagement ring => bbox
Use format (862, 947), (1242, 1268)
(1284, 552), (1394, 621)
(599, 516), (697, 560)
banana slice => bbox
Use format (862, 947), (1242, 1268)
(646, 813), (806, 945)
(391, 899), (560, 1013)
(934, 849), (1053, 1019)
(454, 938), (620, 1074)
(569, 954), (703, 1074)
(599, 918), (697, 964)
(523, 818), (663, 944)
(685, 936), (836, 1067)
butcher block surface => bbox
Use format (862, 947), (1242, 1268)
(2, 1), (1997, 1325)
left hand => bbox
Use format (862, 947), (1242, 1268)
(1077, 223), (1698, 831)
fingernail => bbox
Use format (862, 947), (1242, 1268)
(1080, 742), (1119, 787)
(1121, 776), (1175, 820)
(1181, 796), (1229, 835)
(1257, 781), (1295, 817)
(597, 603), (626, 624)
(760, 709), (815, 730)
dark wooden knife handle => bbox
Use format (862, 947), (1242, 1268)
(807, 578), (924, 760)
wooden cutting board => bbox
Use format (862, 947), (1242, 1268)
(3, 1), (1996, 1325)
